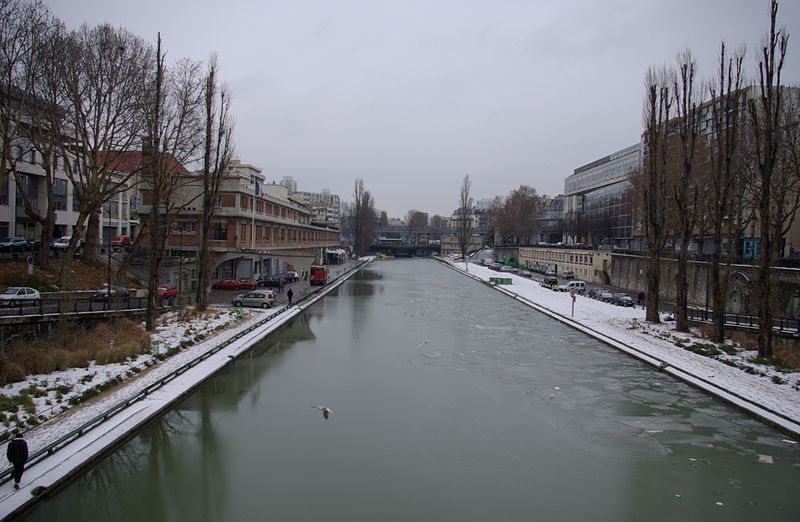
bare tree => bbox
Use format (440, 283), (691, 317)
(195, 56), (234, 312)
(142, 35), (204, 329)
(455, 175), (473, 267)
(1, 2), (64, 264)
(748, 0), (792, 358)
(430, 214), (445, 229)
(705, 42), (745, 342)
(56, 24), (152, 286)
(406, 209), (427, 243)
(352, 178), (375, 257)
(641, 66), (673, 323)
(0, 0), (46, 190)
(496, 185), (541, 245)
(671, 50), (703, 332)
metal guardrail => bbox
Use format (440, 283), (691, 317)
(687, 308), (800, 335)
(0, 296), (149, 318)
(0, 259), (368, 483)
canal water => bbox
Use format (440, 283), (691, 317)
(21, 260), (800, 521)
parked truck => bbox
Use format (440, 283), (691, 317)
(310, 265), (328, 285)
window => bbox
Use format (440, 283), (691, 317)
(72, 184), (83, 212)
(212, 222), (227, 240)
(52, 155), (59, 171)
(54, 179), (67, 211)
(0, 177), (8, 205)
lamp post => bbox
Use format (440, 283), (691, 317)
(106, 202), (112, 303)
(178, 221), (183, 297)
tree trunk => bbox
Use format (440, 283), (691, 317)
(645, 252), (661, 323)
(85, 210), (102, 266)
(710, 220), (725, 343)
(57, 212), (88, 287)
(675, 246), (689, 331)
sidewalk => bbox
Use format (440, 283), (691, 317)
(441, 259), (800, 437)
(0, 258), (371, 520)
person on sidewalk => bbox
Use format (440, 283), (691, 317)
(7, 432), (29, 490)
(287, 288), (294, 306)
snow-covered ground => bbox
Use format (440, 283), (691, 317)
(0, 307), (257, 443)
(443, 259), (800, 434)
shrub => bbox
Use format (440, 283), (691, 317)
(729, 330), (758, 350)
(774, 345), (800, 371)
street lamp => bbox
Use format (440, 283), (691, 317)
(106, 202), (112, 306)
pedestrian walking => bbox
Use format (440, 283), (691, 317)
(7, 432), (28, 490)
(287, 288), (294, 306)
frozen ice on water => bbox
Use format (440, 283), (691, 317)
(715, 501), (724, 506)
(758, 455), (774, 464)
(782, 439), (797, 444)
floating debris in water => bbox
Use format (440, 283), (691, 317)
(782, 439), (797, 444)
(554, 386), (560, 390)
(674, 494), (681, 499)
(715, 502), (724, 506)
(758, 455), (774, 464)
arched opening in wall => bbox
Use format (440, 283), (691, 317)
(727, 271), (751, 314)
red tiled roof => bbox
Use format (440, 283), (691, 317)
(98, 151), (190, 174)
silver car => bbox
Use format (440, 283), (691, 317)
(232, 290), (276, 309)
(0, 286), (41, 306)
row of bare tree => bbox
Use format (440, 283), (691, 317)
(0, 0), (235, 330)
(640, 0), (798, 357)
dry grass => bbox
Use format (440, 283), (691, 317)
(0, 319), (151, 385)
(728, 330), (759, 350)
(775, 345), (800, 370)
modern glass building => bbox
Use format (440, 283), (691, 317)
(563, 143), (641, 248)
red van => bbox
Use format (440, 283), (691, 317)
(310, 265), (328, 285)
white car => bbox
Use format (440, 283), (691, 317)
(0, 287), (41, 306)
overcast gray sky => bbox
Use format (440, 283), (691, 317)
(48, 0), (799, 218)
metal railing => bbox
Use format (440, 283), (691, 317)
(0, 296), (149, 318)
(687, 308), (800, 335)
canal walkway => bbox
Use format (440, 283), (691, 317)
(0, 258), (372, 521)
(440, 258), (800, 437)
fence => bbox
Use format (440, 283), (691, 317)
(686, 308), (800, 335)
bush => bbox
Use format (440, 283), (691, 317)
(729, 330), (758, 350)
(774, 345), (800, 370)
(0, 318), (151, 384)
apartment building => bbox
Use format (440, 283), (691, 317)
(140, 160), (340, 284)
(0, 146), (81, 240)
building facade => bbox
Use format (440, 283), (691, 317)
(563, 143), (640, 249)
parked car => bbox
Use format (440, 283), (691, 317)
(598, 291), (615, 302)
(0, 237), (28, 251)
(488, 263), (503, 272)
(157, 284), (178, 299)
(257, 275), (286, 288)
(92, 286), (131, 300)
(613, 294), (635, 307)
(542, 276), (558, 288)
(0, 287), (40, 306)
(561, 270), (575, 279)
(558, 281), (586, 294)
(520, 270), (533, 278)
(500, 265), (519, 273)
(112, 235), (132, 249)
(544, 270), (557, 277)
(51, 236), (84, 251)
(587, 288), (600, 299)
(232, 290), (276, 309)
(276, 271), (299, 283)
(212, 278), (256, 290)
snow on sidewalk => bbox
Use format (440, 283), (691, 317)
(443, 259), (800, 435)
